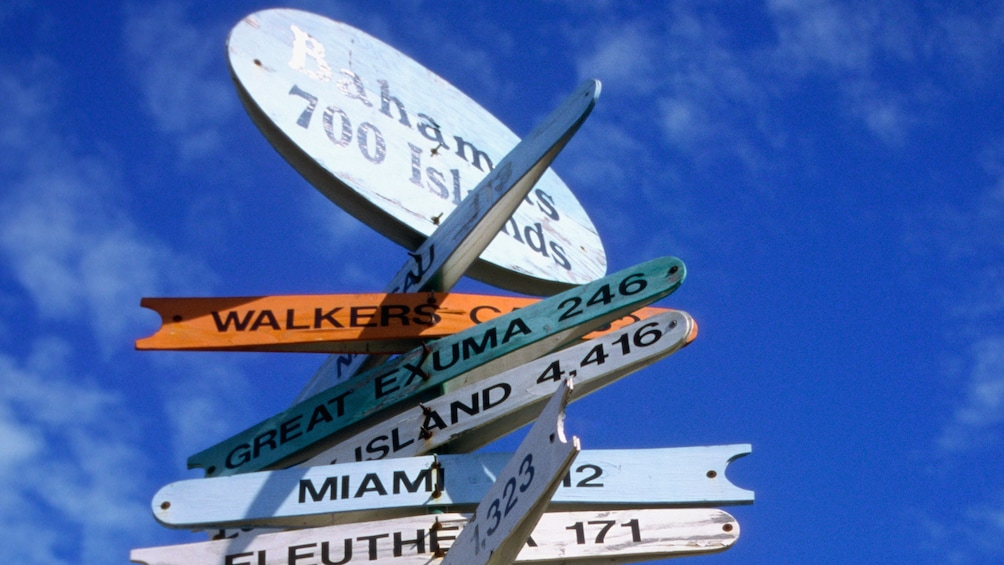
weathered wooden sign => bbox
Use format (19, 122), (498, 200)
(302, 311), (697, 466)
(153, 445), (753, 529)
(292, 78), (599, 400)
(131, 508), (739, 564)
(188, 257), (685, 477)
(441, 378), (578, 565)
(136, 292), (668, 353)
(228, 9), (605, 294)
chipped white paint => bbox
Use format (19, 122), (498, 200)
(228, 9), (606, 295)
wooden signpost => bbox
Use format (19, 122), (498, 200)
(132, 7), (754, 565)
(441, 379), (579, 565)
(187, 257), (685, 477)
(131, 508), (739, 565)
(153, 445), (753, 530)
(137, 292), (668, 353)
(301, 311), (697, 466)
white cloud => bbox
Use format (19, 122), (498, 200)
(123, 2), (238, 162)
(0, 338), (155, 565)
(937, 336), (1004, 453)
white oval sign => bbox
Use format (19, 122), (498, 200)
(227, 9), (606, 293)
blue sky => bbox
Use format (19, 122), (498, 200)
(2, 1), (1003, 563)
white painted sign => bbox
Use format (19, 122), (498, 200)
(228, 9), (606, 295)
(292, 78), (600, 401)
(131, 508), (739, 564)
(153, 445), (753, 530)
(442, 379), (579, 565)
(303, 311), (697, 465)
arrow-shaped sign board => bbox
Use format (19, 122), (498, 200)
(292, 77), (599, 400)
(188, 256), (685, 477)
(302, 310), (696, 466)
(153, 445), (753, 529)
(131, 508), (739, 565)
(136, 292), (669, 353)
(228, 9), (605, 294)
(441, 378), (578, 565)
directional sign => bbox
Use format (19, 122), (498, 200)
(293, 78), (599, 400)
(153, 445), (753, 529)
(130, 508), (739, 565)
(228, 9), (605, 294)
(302, 311), (697, 466)
(442, 378), (578, 565)
(188, 256), (685, 477)
(136, 292), (669, 353)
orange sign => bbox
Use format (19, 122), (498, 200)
(137, 293), (669, 353)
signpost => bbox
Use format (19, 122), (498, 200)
(136, 292), (669, 353)
(153, 445), (753, 529)
(300, 311), (697, 466)
(131, 508), (740, 565)
(441, 379), (579, 565)
(130, 8), (755, 565)
(187, 257), (685, 477)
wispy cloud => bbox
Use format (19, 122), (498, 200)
(0, 338), (154, 564)
(123, 2), (238, 163)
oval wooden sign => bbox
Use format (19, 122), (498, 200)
(227, 9), (606, 294)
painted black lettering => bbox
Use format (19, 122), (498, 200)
(432, 342), (459, 370)
(357, 533), (389, 560)
(421, 408), (448, 431)
(320, 539), (352, 565)
(211, 310), (254, 332)
(280, 416), (303, 443)
(413, 302), (439, 326)
(550, 241), (572, 270)
(381, 304), (410, 326)
(289, 543), (315, 565)
(351, 306), (379, 327)
(482, 382), (511, 409)
(375, 371), (399, 398)
(429, 523), (459, 553)
(400, 362), (429, 387)
(225, 443), (251, 469)
(391, 428), (415, 452)
(462, 327), (498, 359)
(408, 143), (423, 187)
(393, 530), (426, 557)
(326, 390), (351, 417)
(299, 477), (340, 502)
(417, 113), (447, 146)
(323, 106), (352, 147)
(314, 307), (344, 328)
(500, 217), (525, 243)
(250, 310), (280, 331)
(453, 135), (494, 171)
(285, 309), (309, 330)
(378, 80), (410, 127)
(307, 404), (333, 432)
(534, 188), (560, 220)
(252, 430), (277, 458)
(365, 436), (391, 460)
(393, 469), (433, 494)
(426, 166), (449, 199)
(524, 222), (548, 256)
(357, 122), (386, 164)
(354, 473), (388, 497)
(502, 318), (532, 343)
(469, 304), (502, 323)
(450, 393), (479, 424)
